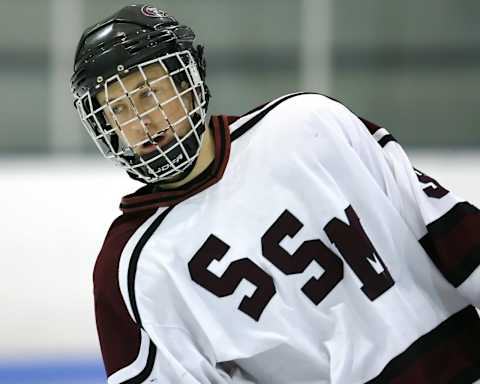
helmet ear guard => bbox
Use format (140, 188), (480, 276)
(70, 4), (210, 184)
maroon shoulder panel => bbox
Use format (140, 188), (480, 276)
(93, 209), (156, 377)
(420, 202), (480, 287)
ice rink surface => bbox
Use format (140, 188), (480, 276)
(0, 152), (478, 383)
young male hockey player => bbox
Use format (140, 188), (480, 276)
(70, 4), (480, 383)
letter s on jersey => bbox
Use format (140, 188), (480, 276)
(188, 234), (276, 321)
(189, 206), (395, 321)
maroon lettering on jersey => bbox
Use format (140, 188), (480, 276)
(324, 206), (395, 301)
(188, 234), (276, 321)
(262, 209), (344, 305)
(93, 209), (156, 377)
(420, 201), (480, 287)
(415, 168), (449, 199)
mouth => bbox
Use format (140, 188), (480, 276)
(139, 129), (171, 154)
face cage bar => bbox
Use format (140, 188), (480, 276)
(74, 51), (207, 183)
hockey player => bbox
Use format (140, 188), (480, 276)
(70, 4), (480, 383)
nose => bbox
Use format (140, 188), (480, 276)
(127, 109), (167, 138)
(123, 114), (154, 140)
(128, 109), (152, 130)
(139, 115), (156, 142)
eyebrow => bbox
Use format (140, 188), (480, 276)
(105, 79), (151, 103)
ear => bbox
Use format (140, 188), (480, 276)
(179, 80), (189, 91)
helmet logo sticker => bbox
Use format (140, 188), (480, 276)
(141, 5), (168, 18)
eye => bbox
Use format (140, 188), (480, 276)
(140, 88), (158, 98)
(111, 104), (125, 115)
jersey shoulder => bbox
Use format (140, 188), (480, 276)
(228, 92), (365, 159)
(230, 92), (359, 141)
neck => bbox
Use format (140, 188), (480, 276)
(158, 124), (215, 189)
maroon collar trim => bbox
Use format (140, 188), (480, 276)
(120, 115), (237, 213)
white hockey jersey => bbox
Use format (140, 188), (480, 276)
(93, 93), (480, 384)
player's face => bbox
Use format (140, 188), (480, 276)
(96, 64), (193, 156)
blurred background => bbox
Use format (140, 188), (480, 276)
(0, 0), (478, 383)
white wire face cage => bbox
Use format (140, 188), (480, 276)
(73, 51), (207, 183)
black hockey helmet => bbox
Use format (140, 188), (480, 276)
(70, 4), (210, 183)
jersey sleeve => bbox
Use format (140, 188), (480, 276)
(323, 100), (480, 307)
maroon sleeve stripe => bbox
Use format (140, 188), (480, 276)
(377, 134), (396, 148)
(419, 202), (480, 287)
(358, 117), (397, 148)
(366, 306), (480, 384)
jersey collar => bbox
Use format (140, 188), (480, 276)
(120, 115), (238, 213)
